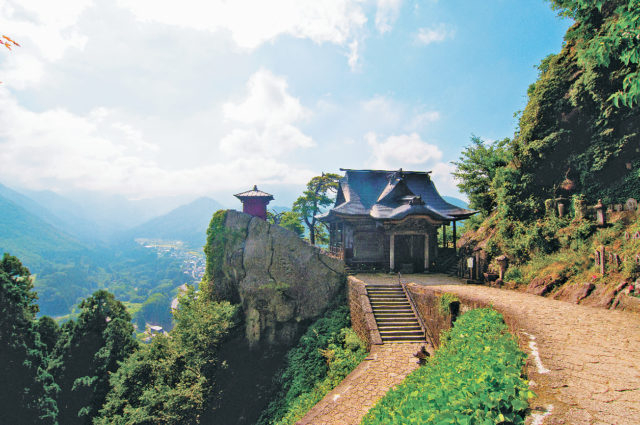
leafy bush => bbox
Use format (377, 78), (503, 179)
(257, 305), (367, 425)
(504, 267), (523, 284)
(438, 293), (460, 316)
(96, 286), (238, 424)
(361, 308), (532, 425)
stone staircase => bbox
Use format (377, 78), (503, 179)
(366, 284), (425, 343)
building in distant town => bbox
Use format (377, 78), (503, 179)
(234, 185), (274, 220)
(318, 169), (476, 272)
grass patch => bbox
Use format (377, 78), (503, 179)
(361, 308), (532, 425)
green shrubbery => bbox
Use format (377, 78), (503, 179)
(361, 308), (532, 425)
(258, 305), (367, 425)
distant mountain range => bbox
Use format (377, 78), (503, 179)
(442, 196), (469, 210)
(0, 190), (86, 266)
(124, 197), (224, 249)
(0, 183), (225, 316)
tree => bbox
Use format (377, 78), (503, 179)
(292, 173), (341, 245)
(452, 136), (510, 216)
(267, 210), (305, 237)
(50, 290), (138, 425)
(548, 0), (640, 107)
(37, 315), (61, 357)
(0, 253), (58, 424)
(96, 286), (237, 424)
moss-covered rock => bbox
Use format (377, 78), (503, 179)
(203, 210), (346, 346)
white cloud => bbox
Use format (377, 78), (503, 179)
(415, 24), (454, 45)
(366, 132), (442, 169)
(221, 69), (315, 158)
(364, 131), (458, 195)
(116, 0), (367, 50)
(408, 110), (440, 129)
(347, 39), (360, 70)
(359, 95), (440, 132)
(0, 0), (89, 61)
(375, 0), (402, 34)
(220, 125), (314, 158)
(430, 161), (457, 195)
(0, 0), (90, 87)
(223, 69), (309, 126)
(0, 89), (315, 198)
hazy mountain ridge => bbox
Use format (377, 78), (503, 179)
(0, 184), (223, 317)
(124, 197), (224, 249)
(442, 196), (469, 209)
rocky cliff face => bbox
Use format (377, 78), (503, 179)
(205, 210), (346, 346)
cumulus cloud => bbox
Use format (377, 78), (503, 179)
(364, 131), (458, 195)
(375, 0), (402, 34)
(359, 95), (440, 132)
(430, 161), (458, 196)
(366, 132), (442, 169)
(116, 0), (367, 50)
(415, 23), (455, 45)
(220, 69), (315, 158)
(0, 88), (315, 198)
(223, 69), (309, 126)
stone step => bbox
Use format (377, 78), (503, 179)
(372, 309), (414, 315)
(369, 298), (409, 305)
(381, 336), (426, 342)
(372, 305), (411, 310)
(378, 325), (422, 333)
(375, 318), (420, 325)
(367, 291), (405, 296)
(373, 312), (416, 317)
(368, 295), (406, 299)
(379, 329), (424, 337)
(367, 288), (404, 294)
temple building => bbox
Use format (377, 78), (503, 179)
(317, 169), (476, 272)
(234, 185), (274, 220)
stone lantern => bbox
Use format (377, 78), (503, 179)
(573, 198), (586, 219)
(496, 255), (509, 280)
(594, 199), (606, 227)
(556, 197), (568, 218)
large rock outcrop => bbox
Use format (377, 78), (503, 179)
(205, 210), (346, 346)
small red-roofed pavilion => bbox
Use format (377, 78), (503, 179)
(234, 185), (274, 220)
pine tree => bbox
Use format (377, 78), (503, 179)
(0, 253), (58, 424)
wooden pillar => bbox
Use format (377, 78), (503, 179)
(389, 234), (395, 271)
(442, 224), (446, 249)
(424, 234), (429, 271)
(452, 221), (457, 254)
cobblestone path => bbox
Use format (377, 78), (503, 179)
(298, 276), (639, 424)
(425, 284), (640, 425)
(297, 342), (425, 425)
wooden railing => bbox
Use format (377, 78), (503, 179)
(319, 245), (344, 260)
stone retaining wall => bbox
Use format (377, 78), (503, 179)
(405, 283), (525, 348)
(347, 276), (382, 350)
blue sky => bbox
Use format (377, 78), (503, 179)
(0, 0), (570, 208)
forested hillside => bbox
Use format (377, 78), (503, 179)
(454, 0), (640, 298)
(0, 186), (202, 322)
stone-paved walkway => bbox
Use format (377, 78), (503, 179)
(297, 342), (425, 425)
(423, 283), (640, 425)
(299, 275), (640, 424)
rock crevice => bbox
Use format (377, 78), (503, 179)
(210, 210), (346, 346)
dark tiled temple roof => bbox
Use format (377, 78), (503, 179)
(234, 185), (274, 200)
(318, 169), (476, 222)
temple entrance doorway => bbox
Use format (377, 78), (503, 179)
(394, 234), (425, 273)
